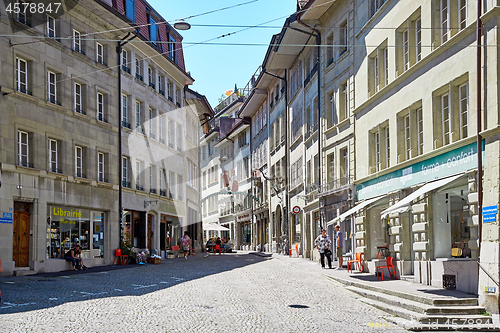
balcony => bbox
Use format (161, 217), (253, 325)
(159, 138), (165, 144)
(160, 189), (167, 197)
(48, 97), (60, 106)
(49, 167), (62, 174)
(75, 108), (86, 115)
(18, 161), (33, 168)
(98, 176), (108, 183)
(122, 65), (131, 74)
(159, 89), (165, 96)
(135, 73), (143, 82)
(149, 188), (157, 194)
(98, 115), (108, 123)
(17, 87), (32, 95)
(176, 102), (181, 107)
(75, 173), (87, 179)
(149, 133), (155, 140)
(305, 181), (319, 195)
(122, 121), (131, 129)
(97, 60), (107, 67)
(136, 185), (144, 191)
(319, 175), (354, 196)
(149, 82), (155, 90)
(168, 96), (173, 102)
(122, 181), (131, 188)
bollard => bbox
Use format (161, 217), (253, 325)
(289, 249), (292, 258)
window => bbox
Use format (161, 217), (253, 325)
(47, 70), (57, 104)
(339, 81), (349, 121)
(403, 29), (409, 71)
(168, 120), (174, 148)
(459, 0), (467, 29)
(440, 0), (449, 43)
(339, 21), (348, 56)
(370, 124), (390, 173)
(373, 54), (379, 93)
(96, 42), (105, 65)
(149, 108), (155, 139)
(159, 168), (166, 196)
(149, 17), (159, 45)
(415, 18), (422, 61)
(74, 83), (83, 113)
(149, 165), (155, 193)
(203, 171), (206, 187)
(327, 153), (335, 183)
(135, 57), (143, 81)
(136, 101), (141, 133)
(148, 67), (155, 89)
(459, 83), (468, 139)
(97, 92), (105, 122)
(383, 47), (389, 86)
(238, 132), (247, 148)
(417, 107), (424, 155)
(167, 80), (173, 102)
(340, 149), (348, 182)
(168, 35), (177, 63)
(175, 88), (181, 107)
(16, 0), (29, 25)
(125, 0), (135, 21)
(75, 146), (84, 178)
(122, 94), (129, 127)
(326, 33), (334, 66)
(169, 172), (175, 199)
(16, 58), (28, 94)
(370, 0), (386, 16)
(158, 113), (164, 143)
(48, 139), (58, 173)
(73, 29), (82, 53)
(176, 124), (182, 152)
(136, 160), (143, 190)
(397, 104), (424, 161)
(397, 15), (421, 74)
(442, 93), (451, 145)
(158, 75), (164, 95)
(98, 152), (105, 182)
(18, 130), (29, 167)
(46, 15), (56, 38)
(122, 156), (130, 188)
(121, 50), (130, 73)
(326, 91), (335, 127)
(177, 175), (183, 201)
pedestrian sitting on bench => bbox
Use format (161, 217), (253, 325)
(64, 244), (84, 270)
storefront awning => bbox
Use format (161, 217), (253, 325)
(327, 194), (388, 226)
(380, 173), (465, 216)
(202, 223), (230, 231)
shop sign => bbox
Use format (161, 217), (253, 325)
(483, 205), (497, 223)
(0, 212), (13, 224)
(237, 213), (250, 222)
(357, 141), (484, 200)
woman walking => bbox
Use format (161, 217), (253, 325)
(181, 231), (191, 260)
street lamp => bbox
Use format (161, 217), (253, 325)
(174, 19), (191, 31)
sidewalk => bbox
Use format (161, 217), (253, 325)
(270, 253), (478, 302)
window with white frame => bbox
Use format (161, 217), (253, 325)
(176, 124), (182, 152)
(385, 126), (390, 167)
(122, 49), (130, 73)
(459, 83), (468, 139)
(175, 87), (181, 107)
(374, 131), (380, 172)
(75, 146), (84, 178)
(326, 91), (335, 127)
(370, 123), (390, 173)
(168, 120), (174, 148)
(158, 113), (164, 143)
(417, 107), (424, 155)
(397, 104), (424, 161)
(169, 172), (175, 199)
(16, 0), (29, 25)
(158, 75), (164, 95)
(149, 165), (155, 193)
(97, 92), (105, 122)
(370, 0), (386, 16)
(98, 152), (105, 182)
(18, 130), (29, 167)
(46, 15), (56, 38)
(148, 67), (155, 89)
(149, 108), (155, 139)
(73, 29), (81, 53)
(16, 58), (28, 94)
(122, 94), (128, 126)
(373, 54), (379, 93)
(48, 139), (59, 173)
(441, 93), (451, 146)
(383, 47), (389, 86)
(96, 42), (105, 65)
(404, 114), (411, 160)
(135, 57), (143, 81)
(440, 0), (449, 43)
(136, 160), (143, 190)
(122, 156), (130, 187)
(74, 82), (83, 113)
(47, 70), (57, 104)
(326, 33), (334, 66)
(339, 21), (348, 56)
(397, 15), (421, 75)
(167, 80), (173, 102)
(416, 18), (422, 61)
(135, 101), (141, 133)
(403, 29), (410, 71)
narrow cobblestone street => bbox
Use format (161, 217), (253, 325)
(0, 253), (403, 333)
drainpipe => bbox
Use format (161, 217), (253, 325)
(297, 17), (322, 255)
(476, 0), (482, 260)
(262, 69), (288, 253)
(117, 28), (140, 250)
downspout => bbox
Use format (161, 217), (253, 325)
(298, 16), (322, 255)
(476, 0), (482, 260)
(262, 69), (288, 253)
(117, 28), (140, 250)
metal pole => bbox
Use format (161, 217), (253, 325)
(476, 0), (483, 259)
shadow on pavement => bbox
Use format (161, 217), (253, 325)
(0, 253), (269, 315)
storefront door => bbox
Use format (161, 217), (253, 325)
(147, 214), (153, 254)
(13, 202), (30, 267)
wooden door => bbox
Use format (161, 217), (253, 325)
(13, 203), (30, 267)
(147, 214), (153, 253)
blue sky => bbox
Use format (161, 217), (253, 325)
(148, 0), (296, 108)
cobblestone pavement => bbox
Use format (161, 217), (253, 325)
(0, 253), (404, 333)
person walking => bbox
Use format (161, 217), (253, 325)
(335, 225), (344, 270)
(181, 231), (191, 260)
(314, 228), (332, 269)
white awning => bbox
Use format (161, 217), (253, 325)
(380, 173), (465, 216)
(327, 194), (387, 226)
(202, 223), (230, 231)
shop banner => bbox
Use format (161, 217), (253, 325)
(357, 141), (484, 200)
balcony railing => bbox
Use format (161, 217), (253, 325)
(168, 96), (173, 102)
(98, 176), (108, 183)
(49, 167), (62, 174)
(176, 102), (181, 107)
(149, 188), (157, 194)
(305, 181), (319, 195)
(122, 65), (131, 74)
(75, 173), (87, 179)
(135, 73), (143, 81)
(18, 161), (33, 168)
(122, 121), (131, 129)
(160, 189), (167, 197)
(122, 181), (131, 188)
(98, 115), (108, 123)
(136, 185), (144, 191)
(159, 89), (165, 96)
(149, 82), (155, 90)
(320, 175), (353, 194)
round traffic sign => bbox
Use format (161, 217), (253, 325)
(292, 206), (301, 214)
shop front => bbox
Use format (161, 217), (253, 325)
(235, 210), (251, 250)
(159, 214), (181, 254)
(355, 142), (482, 294)
(46, 205), (106, 267)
